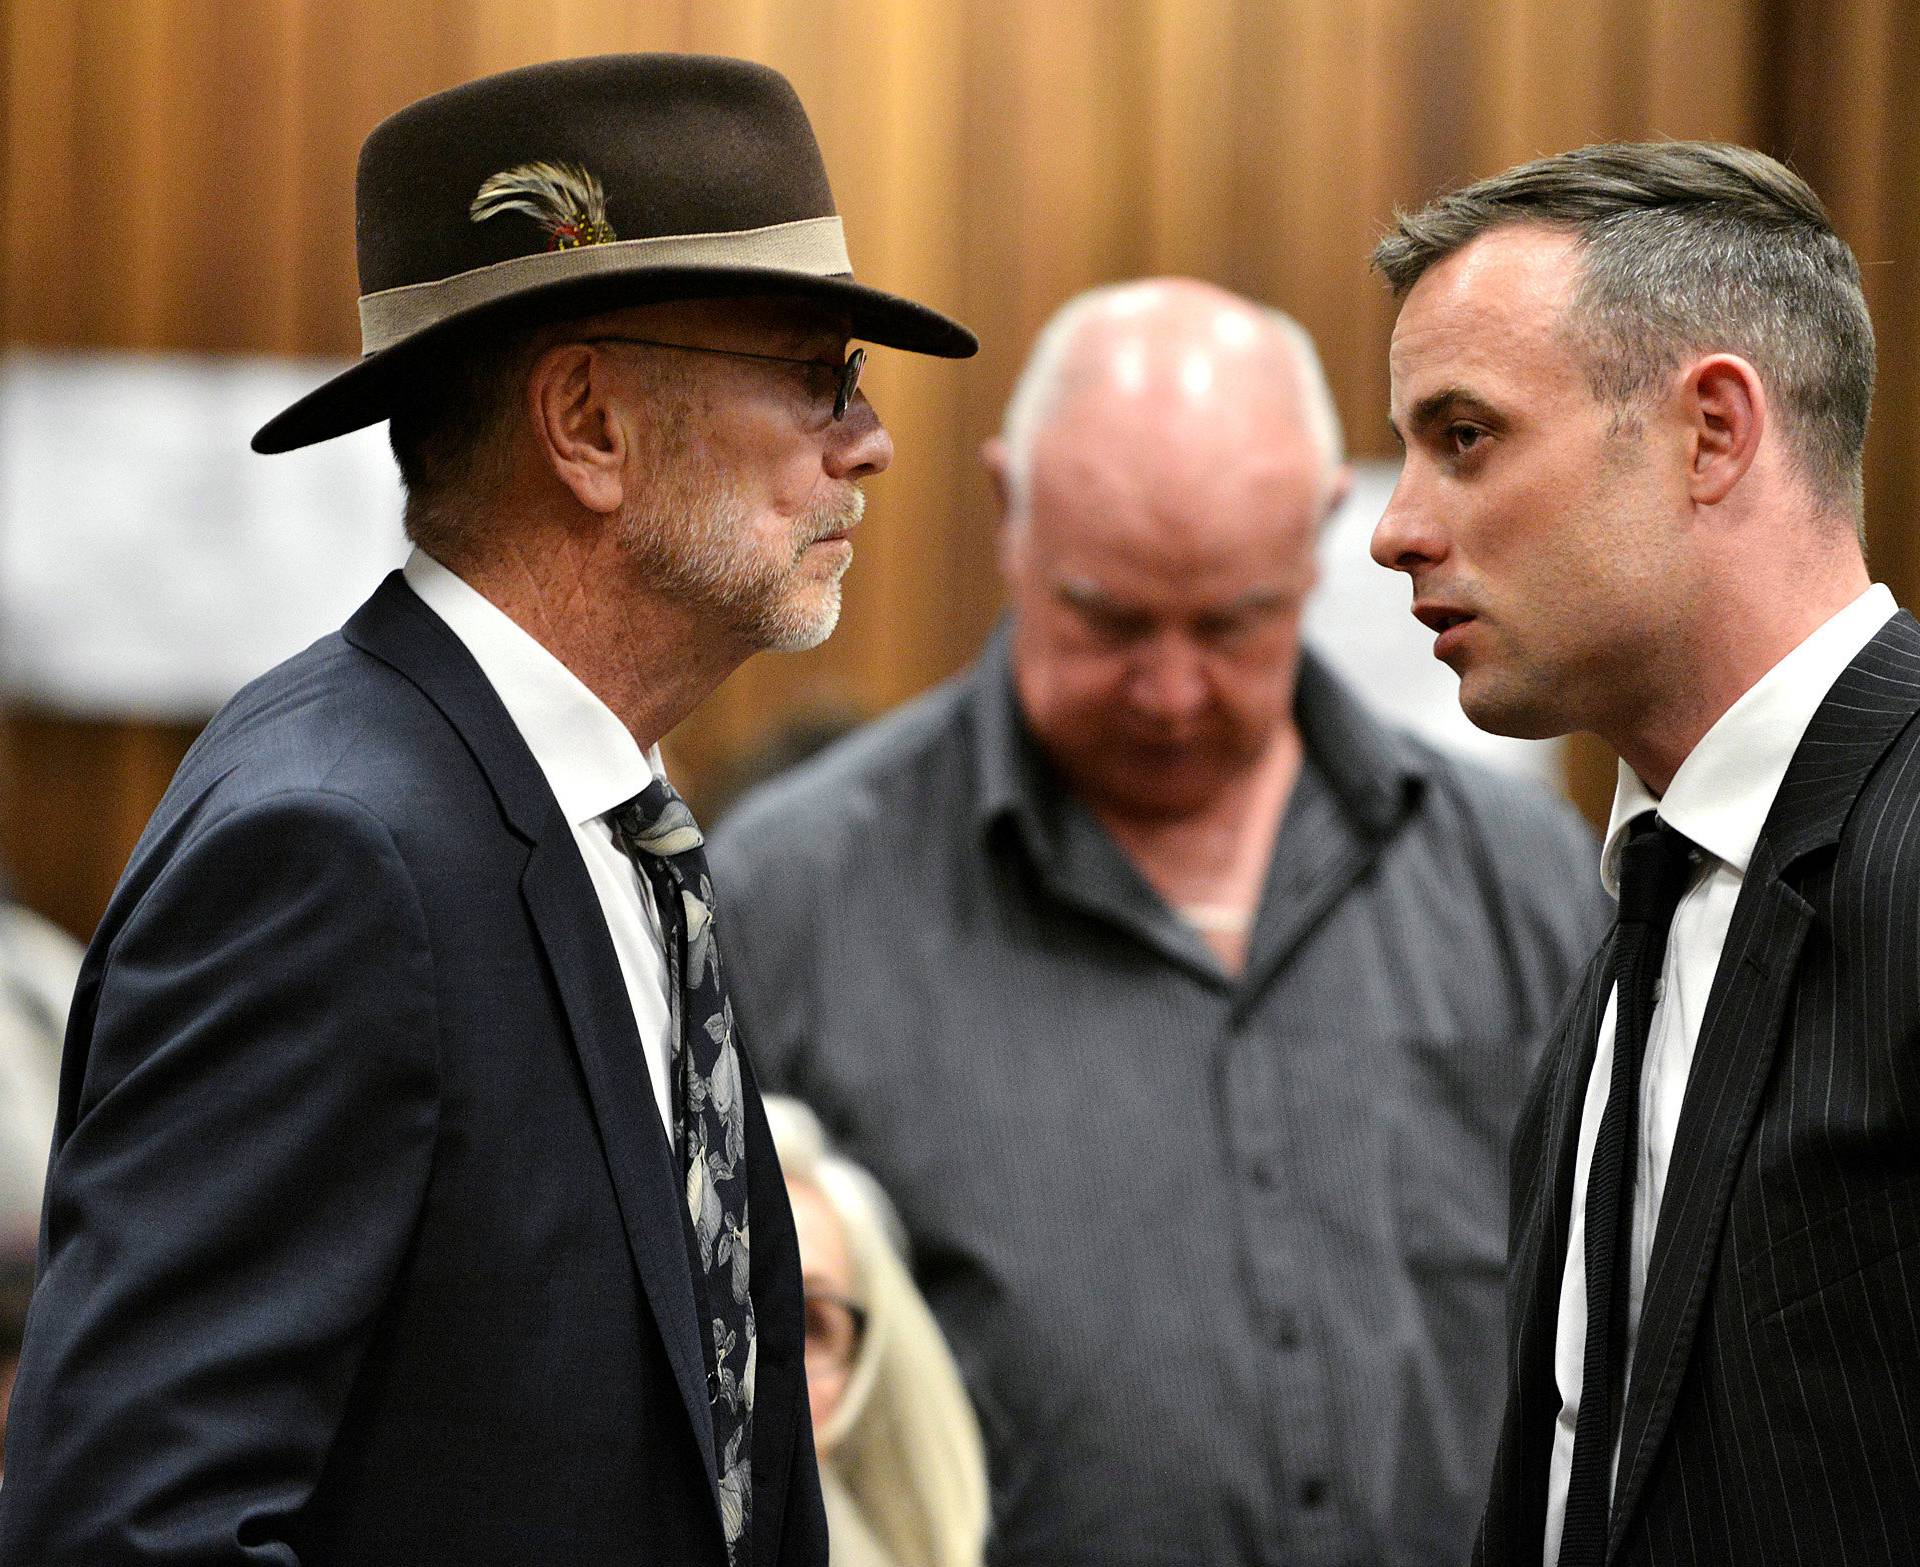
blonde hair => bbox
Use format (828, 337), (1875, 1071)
(766, 1096), (990, 1567)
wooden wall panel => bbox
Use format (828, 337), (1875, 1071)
(1870, 0), (1920, 613)
(1639, 0), (1762, 138)
(3, 0), (1918, 935)
(0, 712), (200, 941)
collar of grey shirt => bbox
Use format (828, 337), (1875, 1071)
(963, 620), (1430, 992)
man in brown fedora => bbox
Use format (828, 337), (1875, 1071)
(0, 53), (973, 1566)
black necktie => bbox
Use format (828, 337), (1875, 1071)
(612, 779), (755, 1565)
(1560, 814), (1696, 1565)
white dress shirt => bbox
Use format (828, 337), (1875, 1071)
(402, 550), (676, 1138)
(1543, 581), (1897, 1565)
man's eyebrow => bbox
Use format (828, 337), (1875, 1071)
(1406, 387), (1503, 435)
(766, 313), (852, 356)
(1209, 587), (1284, 616)
(787, 329), (850, 360)
(1056, 577), (1125, 610)
(1057, 578), (1281, 621)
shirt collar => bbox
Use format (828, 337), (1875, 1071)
(402, 550), (657, 827)
(967, 624), (1055, 853)
(1601, 582), (1897, 892)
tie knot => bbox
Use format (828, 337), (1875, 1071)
(1617, 814), (1696, 928)
(612, 777), (706, 861)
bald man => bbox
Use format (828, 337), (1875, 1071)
(711, 281), (1608, 1566)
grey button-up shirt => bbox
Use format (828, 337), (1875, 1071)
(711, 632), (1609, 1567)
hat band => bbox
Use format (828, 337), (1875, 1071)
(356, 215), (852, 355)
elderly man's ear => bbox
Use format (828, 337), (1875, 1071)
(1322, 464), (1355, 527)
(980, 436), (1026, 575)
(980, 435), (1013, 520)
(530, 343), (631, 516)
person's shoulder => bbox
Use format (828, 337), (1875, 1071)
(1300, 650), (1595, 870)
(1806, 617), (1920, 873)
(1409, 733), (1593, 846)
(712, 668), (976, 873)
(1833, 700), (1920, 873)
(1389, 729), (1611, 934)
(156, 626), (480, 860)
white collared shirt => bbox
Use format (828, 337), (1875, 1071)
(1542, 581), (1897, 1563)
(402, 550), (676, 1138)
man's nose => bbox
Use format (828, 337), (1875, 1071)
(1128, 638), (1209, 723)
(825, 394), (893, 481)
(1370, 468), (1443, 574)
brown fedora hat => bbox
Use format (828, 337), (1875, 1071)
(253, 53), (977, 453)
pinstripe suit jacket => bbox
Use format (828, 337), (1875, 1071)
(1477, 610), (1920, 1567)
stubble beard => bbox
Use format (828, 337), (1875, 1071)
(620, 466), (864, 654)
(1458, 667), (1562, 740)
(1452, 606), (1594, 741)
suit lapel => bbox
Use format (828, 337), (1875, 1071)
(1605, 856), (1808, 1557)
(344, 573), (724, 1499)
(520, 840), (721, 1488)
(1605, 610), (1920, 1559)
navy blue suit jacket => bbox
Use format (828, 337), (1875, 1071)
(1476, 612), (1920, 1565)
(0, 573), (825, 1566)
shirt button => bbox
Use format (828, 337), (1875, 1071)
(1249, 1156), (1282, 1189)
(1300, 1478), (1329, 1508)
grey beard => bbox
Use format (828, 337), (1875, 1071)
(626, 479), (864, 653)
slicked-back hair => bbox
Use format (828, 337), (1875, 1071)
(1373, 142), (1875, 518)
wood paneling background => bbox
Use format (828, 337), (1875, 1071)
(3, 0), (1917, 938)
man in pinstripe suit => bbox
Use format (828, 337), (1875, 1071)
(1372, 142), (1920, 1564)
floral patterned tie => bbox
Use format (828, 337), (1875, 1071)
(611, 778), (754, 1563)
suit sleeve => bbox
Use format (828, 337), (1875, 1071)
(0, 791), (440, 1565)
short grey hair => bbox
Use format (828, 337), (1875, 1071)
(998, 282), (1346, 517)
(1374, 141), (1875, 519)
(388, 323), (547, 562)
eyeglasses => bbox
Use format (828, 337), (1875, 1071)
(802, 1288), (869, 1373)
(579, 335), (867, 421)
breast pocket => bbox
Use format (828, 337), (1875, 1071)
(1740, 1174), (1920, 1328)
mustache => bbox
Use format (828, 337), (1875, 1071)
(800, 485), (865, 545)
